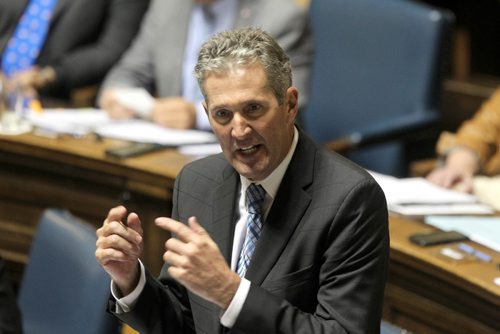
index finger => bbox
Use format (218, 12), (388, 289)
(105, 206), (128, 225)
(155, 217), (196, 243)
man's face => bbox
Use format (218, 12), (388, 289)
(203, 62), (298, 181)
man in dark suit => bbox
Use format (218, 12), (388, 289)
(0, 0), (149, 104)
(96, 27), (389, 333)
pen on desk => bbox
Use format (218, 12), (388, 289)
(458, 243), (492, 262)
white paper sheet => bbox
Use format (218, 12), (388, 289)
(26, 109), (218, 146)
(369, 171), (494, 216)
(26, 108), (109, 136)
(95, 120), (217, 146)
(178, 143), (222, 156)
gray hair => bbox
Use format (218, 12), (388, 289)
(194, 27), (292, 105)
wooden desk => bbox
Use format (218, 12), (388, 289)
(1, 133), (499, 332)
(385, 215), (500, 333)
(0, 132), (195, 281)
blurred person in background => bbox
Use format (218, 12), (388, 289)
(0, 0), (150, 106)
(99, 0), (312, 130)
(427, 87), (500, 192)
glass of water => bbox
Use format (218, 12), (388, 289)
(0, 76), (32, 135)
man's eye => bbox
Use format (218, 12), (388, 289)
(213, 109), (231, 122)
(245, 104), (262, 114)
(215, 109), (229, 117)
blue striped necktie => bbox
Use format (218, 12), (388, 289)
(236, 184), (266, 277)
(1, 0), (58, 77)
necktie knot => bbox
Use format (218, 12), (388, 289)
(246, 183), (266, 215)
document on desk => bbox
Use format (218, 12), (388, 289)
(369, 171), (494, 216)
(25, 109), (218, 146)
(425, 215), (500, 252)
(95, 120), (217, 146)
(26, 108), (109, 137)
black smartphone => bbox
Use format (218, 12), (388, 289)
(409, 230), (469, 246)
(105, 143), (166, 159)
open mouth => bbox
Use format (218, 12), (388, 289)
(238, 145), (260, 155)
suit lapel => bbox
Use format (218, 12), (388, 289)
(245, 132), (316, 285)
(0, 1), (28, 52)
(210, 163), (240, 265)
(193, 162), (239, 332)
(51, 0), (70, 23)
(13, 0), (29, 18)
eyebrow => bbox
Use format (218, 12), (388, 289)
(209, 98), (268, 112)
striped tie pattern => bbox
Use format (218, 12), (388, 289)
(1, 0), (58, 77)
(236, 184), (266, 277)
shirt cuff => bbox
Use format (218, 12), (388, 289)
(195, 101), (211, 130)
(111, 261), (146, 314)
(220, 278), (251, 328)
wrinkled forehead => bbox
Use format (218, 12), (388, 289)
(203, 62), (270, 90)
(203, 63), (275, 105)
(200, 59), (266, 89)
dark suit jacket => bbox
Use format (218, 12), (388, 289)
(0, 0), (149, 99)
(115, 130), (389, 333)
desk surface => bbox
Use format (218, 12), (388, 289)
(0, 132), (193, 195)
(390, 214), (500, 299)
(385, 215), (499, 332)
(1, 132), (499, 332)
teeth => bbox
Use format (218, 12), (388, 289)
(240, 146), (257, 154)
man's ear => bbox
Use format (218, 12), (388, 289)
(286, 87), (299, 118)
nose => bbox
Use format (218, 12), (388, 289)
(231, 113), (251, 139)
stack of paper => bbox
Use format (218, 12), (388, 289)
(369, 171), (494, 216)
(25, 109), (218, 147)
(26, 108), (109, 137)
(95, 120), (217, 146)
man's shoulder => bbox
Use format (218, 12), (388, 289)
(314, 146), (381, 191)
(178, 153), (232, 184)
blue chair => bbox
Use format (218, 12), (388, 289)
(17, 208), (120, 334)
(304, 0), (454, 176)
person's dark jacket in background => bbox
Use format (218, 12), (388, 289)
(0, 0), (150, 100)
